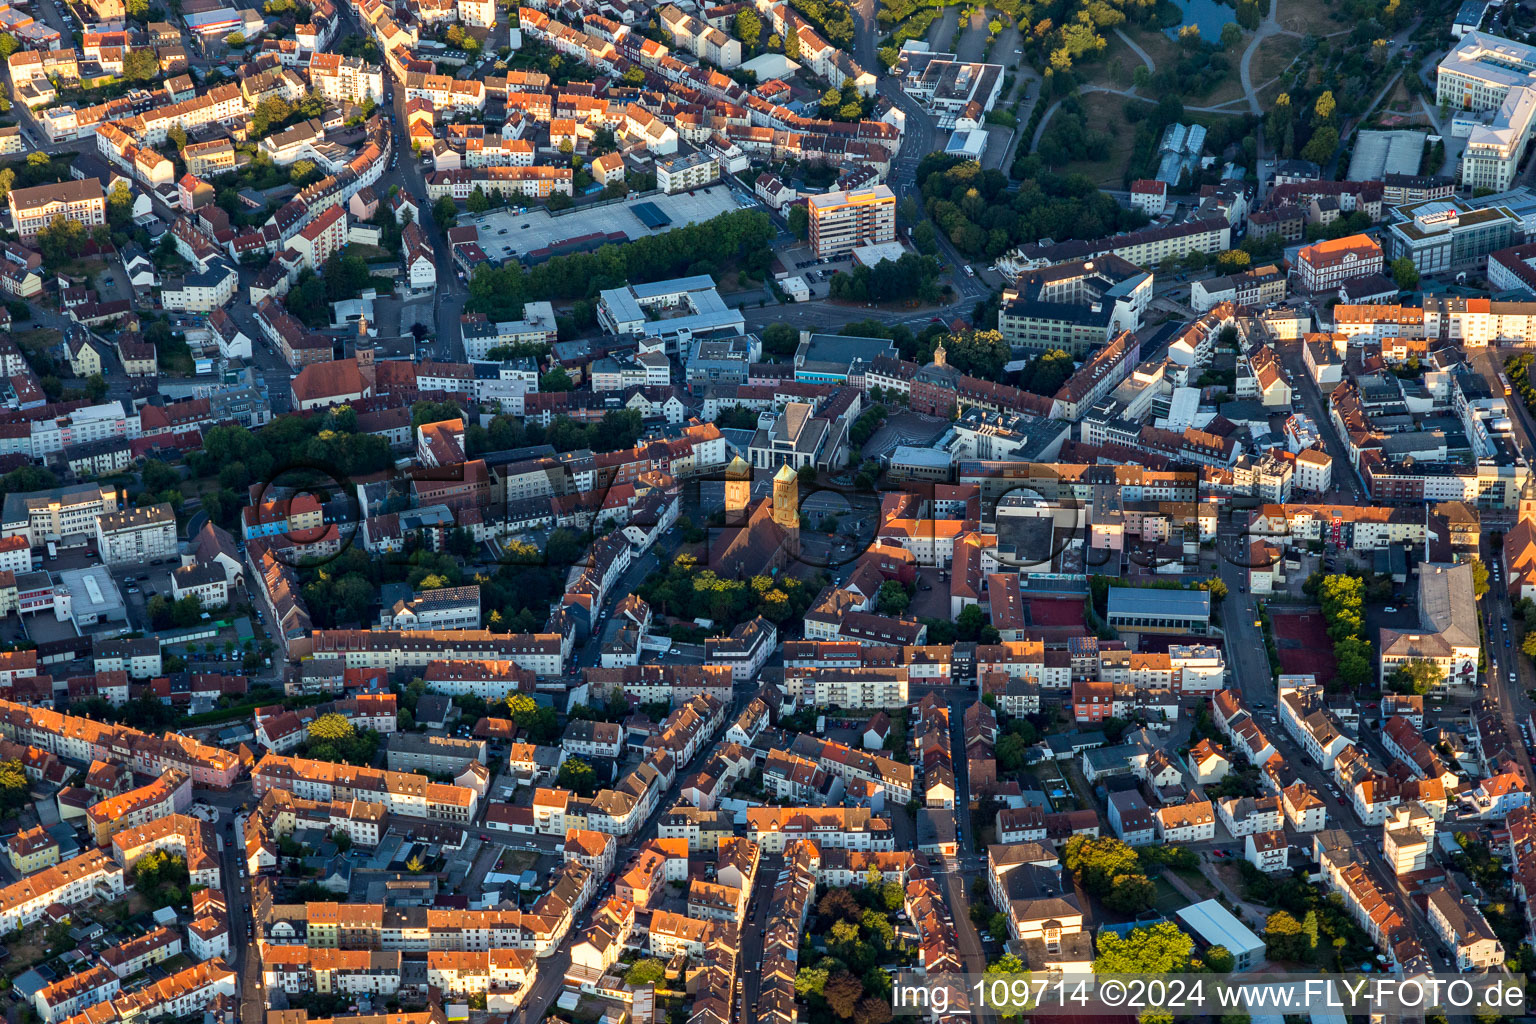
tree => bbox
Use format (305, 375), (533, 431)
(36, 216), (87, 266)
(433, 195), (458, 227)
(556, 756), (597, 796)
(466, 186), (491, 213)
(1264, 910), (1306, 962)
(1471, 558), (1490, 598)
(796, 967), (830, 997)
(824, 972), (865, 1019)
(540, 366), (574, 392)
(624, 958), (665, 986)
(123, 48), (159, 81)
(1200, 578), (1228, 601)
(290, 159), (318, 185)
(763, 322), (800, 356)
(1390, 256), (1419, 291)
(1314, 90), (1336, 121)
(875, 580), (909, 616)
(1093, 922), (1194, 973)
(0, 759), (26, 814)
(787, 203), (809, 239)
(0, 33), (17, 58)
(1388, 659), (1441, 696)
(818, 887), (861, 922)
(226, 31), (246, 45)
(1219, 21), (1242, 48)
(1203, 945), (1236, 972)
(308, 713), (355, 743)
(1301, 125), (1339, 165)
(797, 464), (816, 485)
(734, 7), (761, 43)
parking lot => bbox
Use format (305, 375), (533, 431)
(468, 185), (753, 262)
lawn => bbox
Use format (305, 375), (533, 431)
(1250, 32), (1304, 90)
(1058, 92), (1140, 188)
(1277, 0), (1345, 35)
(1152, 876), (1187, 916)
(498, 849), (539, 873)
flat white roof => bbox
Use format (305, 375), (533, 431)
(1175, 898), (1266, 955)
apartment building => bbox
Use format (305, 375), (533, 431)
(111, 813), (223, 888)
(251, 752), (480, 823)
(306, 630), (565, 677)
(383, 732), (487, 775)
(8, 180), (106, 239)
(36, 966), (119, 1023)
(807, 185), (896, 259)
(6, 825), (57, 875)
(188, 890), (230, 962)
(60, 960), (237, 1024)
(744, 807), (895, 853)
(0, 850), (124, 933)
(97, 926), (181, 979)
(1426, 886), (1504, 969)
(94, 503), (178, 566)
(86, 769), (193, 846)
(2, 483), (118, 546)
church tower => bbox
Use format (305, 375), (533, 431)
(932, 342), (947, 368)
(1520, 469), (1536, 523)
(724, 455), (751, 525)
(356, 341), (376, 394)
(772, 463), (800, 530)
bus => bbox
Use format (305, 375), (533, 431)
(1499, 372), (1513, 395)
(45, 541), (56, 561)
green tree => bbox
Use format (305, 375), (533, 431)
(433, 195), (458, 227)
(762, 322), (799, 356)
(554, 748), (596, 793)
(36, 216), (87, 266)
(540, 366), (574, 392)
(1301, 125), (1339, 165)
(787, 203), (809, 239)
(1264, 910), (1306, 961)
(1387, 659), (1441, 696)
(1471, 558), (1490, 598)
(466, 186), (491, 213)
(1203, 945), (1236, 972)
(1390, 256), (1419, 291)
(0, 759), (26, 813)
(123, 48), (159, 80)
(0, 33), (17, 58)
(874, 580), (909, 615)
(1093, 922), (1194, 973)
(734, 7), (761, 43)
(624, 958), (666, 986)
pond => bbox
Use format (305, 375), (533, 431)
(1162, 0), (1236, 40)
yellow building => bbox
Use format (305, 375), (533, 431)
(8, 825), (59, 876)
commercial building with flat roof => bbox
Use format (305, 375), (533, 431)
(807, 185), (896, 259)
(1384, 196), (1521, 275)
(1106, 586), (1210, 635)
(1438, 32), (1536, 191)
